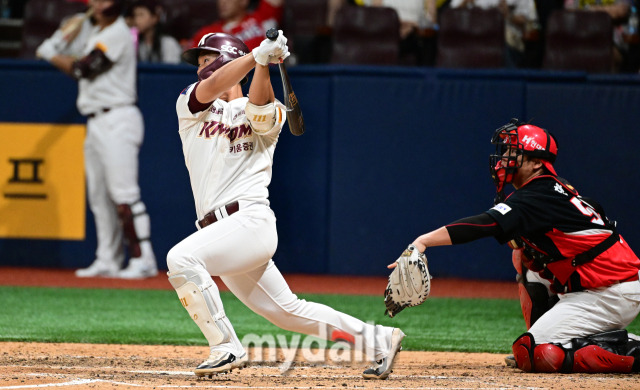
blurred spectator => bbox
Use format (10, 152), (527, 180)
(327, 0), (440, 65)
(450, 0), (539, 68)
(565, 0), (632, 71)
(130, 0), (182, 63)
(329, 0), (438, 35)
(189, 0), (283, 50)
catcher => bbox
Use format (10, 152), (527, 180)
(385, 119), (640, 373)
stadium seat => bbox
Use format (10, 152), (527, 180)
(543, 10), (614, 73)
(162, 0), (218, 44)
(282, 0), (331, 64)
(436, 7), (505, 68)
(19, 0), (88, 59)
(330, 5), (401, 65)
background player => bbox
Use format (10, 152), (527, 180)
(167, 31), (404, 380)
(392, 119), (640, 373)
(36, 0), (157, 279)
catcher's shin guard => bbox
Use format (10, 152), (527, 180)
(168, 268), (231, 346)
(512, 333), (565, 373)
(512, 249), (556, 329)
(117, 201), (151, 258)
(513, 330), (640, 373)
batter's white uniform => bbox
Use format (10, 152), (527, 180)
(41, 16), (156, 277)
(167, 83), (394, 361)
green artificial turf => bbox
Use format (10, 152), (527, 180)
(1, 286), (638, 354)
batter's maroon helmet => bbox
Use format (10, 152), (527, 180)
(489, 118), (558, 192)
(182, 33), (249, 82)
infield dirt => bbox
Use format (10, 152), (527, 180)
(1, 268), (639, 389)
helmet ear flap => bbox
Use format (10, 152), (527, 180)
(197, 56), (225, 81)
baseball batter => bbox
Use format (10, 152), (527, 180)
(400, 119), (640, 373)
(166, 31), (404, 380)
(36, 0), (157, 279)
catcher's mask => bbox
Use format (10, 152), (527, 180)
(489, 119), (558, 194)
(182, 33), (249, 84)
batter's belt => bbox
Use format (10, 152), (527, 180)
(198, 201), (240, 228)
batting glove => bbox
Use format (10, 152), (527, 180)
(252, 30), (289, 66)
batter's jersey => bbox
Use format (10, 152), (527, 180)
(486, 175), (640, 291)
(176, 82), (286, 220)
(76, 17), (137, 115)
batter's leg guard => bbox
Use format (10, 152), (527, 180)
(168, 268), (232, 346)
(117, 201), (152, 258)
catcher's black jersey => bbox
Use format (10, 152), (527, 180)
(486, 175), (640, 290)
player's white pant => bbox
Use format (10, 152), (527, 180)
(85, 105), (148, 264)
(166, 203), (394, 361)
(529, 268), (640, 346)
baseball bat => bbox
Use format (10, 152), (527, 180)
(265, 28), (305, 136)
(60, 7), (93, 42)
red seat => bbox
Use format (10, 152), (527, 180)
(436, 7), (505, 68)
(330, 5), (400, 66)
(543, 10), (613, 73)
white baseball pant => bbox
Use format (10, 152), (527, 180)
(527, 269), (640, 345)
(166, 203), (394, 361)
(84, 105), (145, 264)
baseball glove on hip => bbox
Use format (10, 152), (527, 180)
(384, 245), (432, 318)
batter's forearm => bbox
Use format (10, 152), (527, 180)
(248, 64), (275, 106)
(48, 54), (76, 76)
(412, 227), (452, 253)
(197, 54), (256, 102)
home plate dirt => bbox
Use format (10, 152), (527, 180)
(1, 342), (638, 389)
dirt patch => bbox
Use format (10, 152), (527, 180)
(1, 342), (638, 389)
(0, 266), (519, 298)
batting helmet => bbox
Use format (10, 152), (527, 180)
(489, 119), (558, 192)
(182, 33), (249, 82)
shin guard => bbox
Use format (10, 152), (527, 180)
(512, 333), (566, 373)
(168, 268), (231, 346)
(117, 201), (151, 258)
(573, 345), (634, 373)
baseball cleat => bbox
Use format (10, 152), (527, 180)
(504, 354), (516, 368)
(362, 328), (405, 380)
(194, 351), (248, 377)
(75, 260), (119, 278)
(117, 258), (158, 279)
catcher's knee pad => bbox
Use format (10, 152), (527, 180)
(512, 333), (565, 373)
(117, 201), (151, 258)
(168, 268), (230, 346)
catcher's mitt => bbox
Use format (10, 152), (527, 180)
(384, 245), (431, 318)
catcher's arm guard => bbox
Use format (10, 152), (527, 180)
(384, 245), (432, 318)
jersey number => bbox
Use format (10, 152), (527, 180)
(570, 197), (604, 226)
